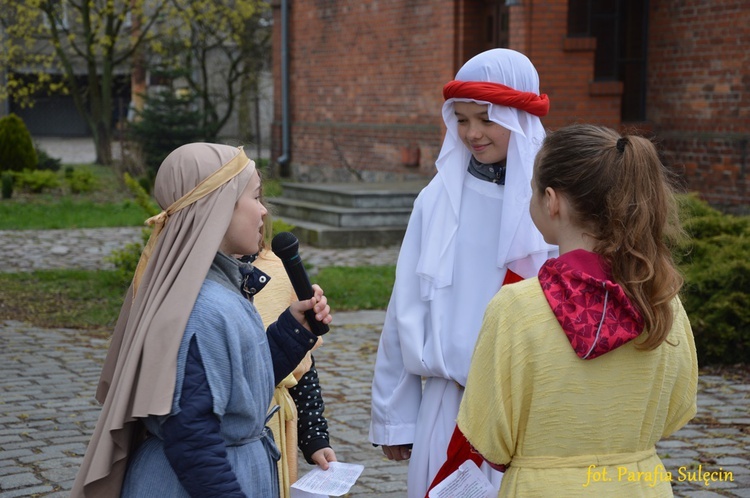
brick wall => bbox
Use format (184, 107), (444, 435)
(507, 1), (623, 130)
(271, 0), (456, 181)
(648, 0), (749, 213)
(272, 0), (749, 211)
(509, 0), (749, 212)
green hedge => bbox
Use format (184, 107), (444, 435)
(677, 194), (750, 366)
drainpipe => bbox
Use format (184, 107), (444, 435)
(277, 0), (291, 177)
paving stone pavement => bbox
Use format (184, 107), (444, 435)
(0, 227), (749, 497)
(0, 228), (401, 274)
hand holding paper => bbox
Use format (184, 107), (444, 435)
(290, 461), (365, 498)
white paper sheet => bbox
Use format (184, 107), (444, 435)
(428, 460), (497, 498)
(290, 461), (365, 497)
(290, 489), (328, 498)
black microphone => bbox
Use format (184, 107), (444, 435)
(271, 232), (330, 336)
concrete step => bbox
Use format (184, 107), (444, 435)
(276, 216), (407, 248)
(268, 197), (413, 228)
(280, 180), (427, 208)
(267, 181), (430, 247)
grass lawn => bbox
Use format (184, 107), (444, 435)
(0, 269), (128, 332)
(314, 265), (395, 311)
(0, 160), (391, 331)
(0, 265), (395, 331)
(1, 162), (284, 230)
(0, 163), (147, 230)
(0, 198), (147, 229)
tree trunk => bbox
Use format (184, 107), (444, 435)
(94, 123), (113, 165)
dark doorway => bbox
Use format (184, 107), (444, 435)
(568, 0), (649, 121)
(458, 0), (510, 67)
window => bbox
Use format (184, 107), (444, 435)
(568, 0), (649, 121)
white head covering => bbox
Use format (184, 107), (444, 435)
(415, 48), (555, 299)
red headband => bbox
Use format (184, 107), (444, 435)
(443, 80), (550, 117)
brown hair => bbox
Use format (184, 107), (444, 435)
(533, 124), (685, 350)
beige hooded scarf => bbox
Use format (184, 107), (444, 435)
(70, 143), (255, 497)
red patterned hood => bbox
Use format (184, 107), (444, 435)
(538, 249), (644, 360)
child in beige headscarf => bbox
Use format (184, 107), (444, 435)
(70, 143), (332, 498)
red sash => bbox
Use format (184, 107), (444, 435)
(443, 81), (550, 117)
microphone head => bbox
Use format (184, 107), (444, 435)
(271, 231), (300, 261)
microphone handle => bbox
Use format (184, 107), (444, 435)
(281, 255), (330, 336)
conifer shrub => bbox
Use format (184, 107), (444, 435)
(0, 114), (38, 172)
(35, 146), (62, 171)
(676, 194), (750, 366)
(129, 85), (207, 180)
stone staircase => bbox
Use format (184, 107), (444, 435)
(267, 180), (429, 248)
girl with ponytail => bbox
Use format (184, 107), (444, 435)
(457, 124), (698, 497)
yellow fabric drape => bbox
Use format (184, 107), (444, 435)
(510, 448), (656, 469)
(254, 250), (317, 497)
(270, 381), (298, 496)
(458, 279), (698, 497)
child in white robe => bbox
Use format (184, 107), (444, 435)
(369, 48), (558, 498)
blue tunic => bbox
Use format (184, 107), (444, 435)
(122, 278), (278, 497)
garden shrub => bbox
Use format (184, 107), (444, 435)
(14, 169), (60, 193)
(0, 114), (38, 172)
(65, 169), (98, 194)
(35, 146), (62, 171)
(272, 218), (295, 236)
(138, 176), (151, 195)
(108, 173), (160, 282)
(108, 228), (151, 284)
(676, 194), (750, 366)
(1, 172), (14, 199)
(123, 172), (160, 216)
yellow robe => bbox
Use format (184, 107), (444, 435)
(253, 250), (314, 498)
(457, 278), (698, 497)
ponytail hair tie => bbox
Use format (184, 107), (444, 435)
(616, 137), (628, 153)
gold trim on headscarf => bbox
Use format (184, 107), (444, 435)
(132, 148), (252, 295)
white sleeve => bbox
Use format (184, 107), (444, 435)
(369, 197), (428, 446)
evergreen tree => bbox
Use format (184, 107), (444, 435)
(129, 85), (207, 179)
(0, 114), (38, 172)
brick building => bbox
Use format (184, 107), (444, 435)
(271, 0), (749, 213)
